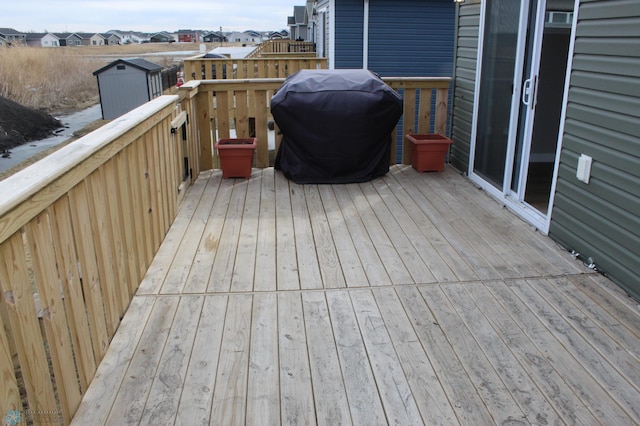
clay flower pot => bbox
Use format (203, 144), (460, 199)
(404, 134), (453, 173)
(215, 138), (257, 179)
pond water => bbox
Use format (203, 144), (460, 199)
(0, 104), (102, 174)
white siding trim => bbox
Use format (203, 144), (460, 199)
(363, 0), (369, 69)
(546, 0), (580, 232)
(329, 0), (336, 69)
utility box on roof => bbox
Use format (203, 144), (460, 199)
(93, 58), (164, 120)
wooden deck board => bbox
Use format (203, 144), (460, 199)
(72, 166), (640, 425)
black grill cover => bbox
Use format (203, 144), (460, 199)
(272, 69), (403, 184)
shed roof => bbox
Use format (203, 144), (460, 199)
(93, 57), (163, 76)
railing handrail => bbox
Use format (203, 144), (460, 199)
(247, 40), (316, 58)
(0, 93), (195, 423)
(0, 96), (178, 243)
(183, 56), (328, 82)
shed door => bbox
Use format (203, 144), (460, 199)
(470, 0), (574, 232)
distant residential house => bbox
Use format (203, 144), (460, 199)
(54, 33), (83, 46)
(288, 5), (309, 41)
(0, 28), (27, 45)
(26, 32), (60, 48)
(101, 33), (121, 45)
(227, 30), (262, 44)
(244, 30), (263, 43)
(0, 35), (6, 47)
(76, 33), (105, 46)
(202, 31), (226, 43)
(268, 30), (289, 40)
(150, 32), (175, 43)
(177, 29), (199, 43)
(111, 31), (148, 44)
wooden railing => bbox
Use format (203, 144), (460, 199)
(0, 74), (449, 424)
(0, 95), (199, 424)
(183, 76), (451, 171)
(247, 40), (316, 58)
(183, 57), (328, 81)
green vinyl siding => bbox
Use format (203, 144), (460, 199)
(550, 0), (640, 299)
(450, 1), (481, 172)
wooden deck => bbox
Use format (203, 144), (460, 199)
(71, 166), (640, 425)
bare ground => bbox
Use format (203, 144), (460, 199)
(0, 96), (63, 153)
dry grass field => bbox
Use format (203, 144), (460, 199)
(0, 42), (229, 178)
(0, 42), (225, 114)
(0, 46), (100, 114)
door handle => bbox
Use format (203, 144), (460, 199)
(522, 76), (538, 109)
(522, 78), (532, 106)
(529, 75), (538, 110)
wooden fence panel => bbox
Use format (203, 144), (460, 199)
(25, 212), (81, 423)
(0, 305), (20, 420)
(183, 57), (328, 81)
(0, 233), (58, 415)
(87, 168), (123, 334)
(0, 95), (193, 422)
(50, 197), (97, 390)
(68, 181), (111, 356)
(190, 77), (450, 169)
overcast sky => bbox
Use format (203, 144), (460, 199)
(4, 1), (298, 33)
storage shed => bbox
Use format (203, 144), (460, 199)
(93, 58), (164, 120)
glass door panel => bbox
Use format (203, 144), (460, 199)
(473, 0), (522, 188)
(471, 0), (574, 230)
(511, 0), (539, 195)
(523, 0), (573, 213)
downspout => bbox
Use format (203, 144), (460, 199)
(363, 0), (369, 69)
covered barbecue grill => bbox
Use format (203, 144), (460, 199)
(272, 69), (403, 184)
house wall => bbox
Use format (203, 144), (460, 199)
(27, 34), (60, 48)
(327, 0), (455, 73)
(450, 0), (481, 171)
(90, 35), (104, 45)
(323, 0), (456, 163)
(368, 0), (454, 77)
(549, 0), (640, 299)
(66, 35), (82, 46)
(334, 0), (365, 68)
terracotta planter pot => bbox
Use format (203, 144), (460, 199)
(215, 138), (257, 178)
(404, 134), (453, 173)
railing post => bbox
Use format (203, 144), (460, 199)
(402, 88), (418, 165)
(435, 88), (449, 136)
(196, 90), (213, 170)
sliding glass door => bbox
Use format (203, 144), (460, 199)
(471, 0), (574, 231)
